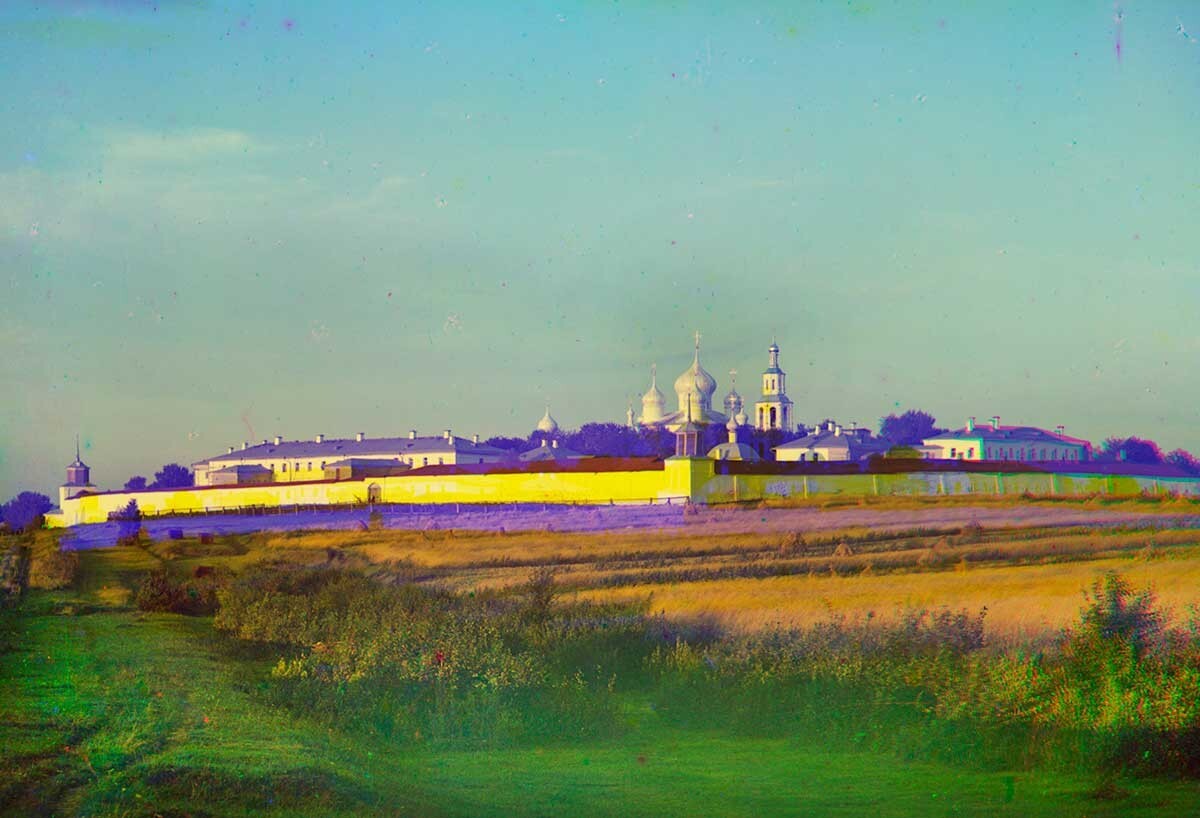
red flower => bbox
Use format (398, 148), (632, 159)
(434, 650), (445, 665)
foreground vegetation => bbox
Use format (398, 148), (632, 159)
(4, 512), (1200, 816)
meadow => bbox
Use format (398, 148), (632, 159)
(4, 497), (1200, 816)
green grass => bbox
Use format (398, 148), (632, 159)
(4, 546), (1200, 817)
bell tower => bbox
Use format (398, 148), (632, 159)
(754, 338), (794, 432)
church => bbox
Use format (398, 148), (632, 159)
(631, 333), (794, 435)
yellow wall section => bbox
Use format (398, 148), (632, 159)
(49, 462), (689, 526)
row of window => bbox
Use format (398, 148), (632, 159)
(937, 447), (1082, 461)
(253, 456), (444, 475)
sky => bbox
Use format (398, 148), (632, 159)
(1, 0), (1199, 499)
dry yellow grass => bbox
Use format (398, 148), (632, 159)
(573, 551), (1200, 642)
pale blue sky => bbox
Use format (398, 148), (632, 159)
(2, 1), (1198, 498)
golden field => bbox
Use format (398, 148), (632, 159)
(135, 500), (1200, 644)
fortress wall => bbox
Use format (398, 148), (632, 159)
(696, 469), (1200, 503)
(45, 460), (1200, 528)
(49, 463), (680, 527)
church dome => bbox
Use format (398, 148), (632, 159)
(536, 406), (559, 434)
(639, 365), (667, 424)
(723, 369), (743, 416)
(674, 333), (718, 411)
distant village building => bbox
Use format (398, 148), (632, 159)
(773, 421), (887, 462)
(191, 430), (509, 486)
(920, 417), (1091, 462)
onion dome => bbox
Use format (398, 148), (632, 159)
(723, 368), (743, 416)
(674, 331), (718, 410)
(640, 364), (667, 424)
(536, 405), (559, 434)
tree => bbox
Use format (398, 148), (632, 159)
(1165, 449), (1200, 475)
(150, 463), (193, 489)
(1097, 437), (1163, 464)
(879, 410), (944, 446)
(124, 475), (148, 491)
(1, 492), (53, 532)
(564, 423), (647, 457)
(482, 436), (527, 453)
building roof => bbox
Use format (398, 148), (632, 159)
(707, 441), (761, 462)
(322, 458), (410, 470)
(210, 464), (272, 475)
(774, 427), (888, 460)
(924, 425), (1092, 448)
(194, 435), (509, 467)
(518, 442), (590, 462)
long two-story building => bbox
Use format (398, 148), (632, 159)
(192, 430), (510, 486)
(920, 417), (1091, 462)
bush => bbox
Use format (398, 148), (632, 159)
(1, 492), (52, 533)
(135, 568), (225, 615)
(28, 546), (78, 590)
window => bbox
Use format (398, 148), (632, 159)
(438, 457), (444, 465)
(950, 447), (957, 458)
(967, 448), (974, 459)
(769, 407), (777, 428)
(282, 463), (288, 472)
(320, 461), (326, 469)
(307, 461), (312, 471)
(478, 458), (484, 464)
(294, 462), (300, 472)
(812, 453), (820, 462)
(422, 457), (428, 466)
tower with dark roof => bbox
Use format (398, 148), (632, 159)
(754, 338), (794, 432)
(59, 435), (95, 506)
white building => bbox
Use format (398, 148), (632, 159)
(773, 421), (886, 463)
(192, 430), (510, 486)
(920, 417), (1091, 462)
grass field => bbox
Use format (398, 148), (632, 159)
(5, 502), (1200, 816)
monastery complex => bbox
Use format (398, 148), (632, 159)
(45, 335), (1199, 527)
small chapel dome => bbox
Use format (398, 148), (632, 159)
(536, 406), (559, 434)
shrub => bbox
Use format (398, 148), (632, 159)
(135, 568), (225, 615)
(28, 546), (78, 590)
(1, 492), (52, 533)
(522, 566), (558, 625)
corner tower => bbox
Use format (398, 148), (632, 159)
(60, 435), (94, 506)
